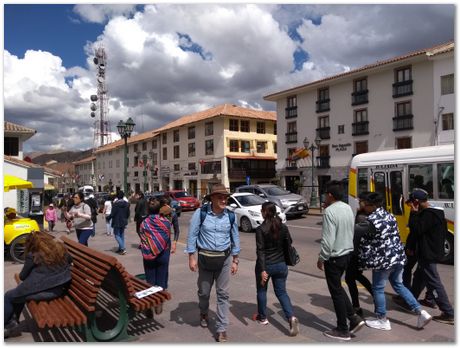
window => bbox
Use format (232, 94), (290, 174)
(358, 168), (368, 194)
(188, 126), (195, 139)
(273, 122), (277, 135)
(354, 109), (367, 122)
(162, 147), (167, 160)
(355, 141), (368, 155)
(201, 161), (221, 174)
(338, 125), (344, 134)
(286, 121), (297, 143)
(318, 87), (329, 101)
(409, 164), (433, 198)
(438, 163), (454, 199)
(188, 143), (195, 157)
(393, 66), (413, 97)
(317, 116), (330, 139)
(241, 140), (250, 153)
(318, 145), (330, 168)
(229, 119), (239, 131)
(116, 159), (120, 168)
(256, 122), (266, 134)
(396, 66), (411, 83)
(162, 133), (167, 144)
(316, 87), (330, 112)
(273, 141), (277, 154)
(173, 130), (180, 142)
(205, 121), (213, 136)
(133, 144), (138, 152)
(394, 101), (413, 131)
(188, 162), (196, 171)
(286, 95), (297, 118)
(352, 77), (368, 105)
(353, 109), (369, 135)
(142, 142), (147, 151)
(318, 116), (329, 128)
(256, 141), (266, 153)
(173, 145), (180, 159)
(174, 164), (180, 172)
(396, 101), (411, 116)
(396, 137), (411, 149)
(240, 120), (250, 132)
(152, 139), (158, 149)
(134, 156), (139, 166)
(152, 153), (158, 166)
(205, 139), (214, 155)
(442, 113), (454, 130)
(229, 139), (239, 152)
(134, 171), (139, 177)
(354, 78), (367, 92)
(441, 74), (454, 95)
(4, 137), (19, 156)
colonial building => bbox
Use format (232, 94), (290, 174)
(264, 42), (454, 204)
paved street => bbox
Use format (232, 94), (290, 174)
(4, 209), (455, 343)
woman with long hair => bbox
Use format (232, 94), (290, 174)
(66, 191), (93, 246)
(4, 232), (72, 338)
(253, 201), (299, 336)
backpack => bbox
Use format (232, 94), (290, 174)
(85, 198), (98, 224)
(199, 205), (235, 231)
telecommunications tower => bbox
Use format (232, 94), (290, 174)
(90, 45), (112, 149)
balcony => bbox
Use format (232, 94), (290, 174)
(285, 131), (298, 143)
(285, 106), (298, 119)
(316, 127), (330, 140)
(316, 156), (330, 168)
(228, 168), (276, 179)
(392, 80), (413, 98)
(352, 121), (369, 136)
(285, 160), (298, 170)
(393, 114), (414, 131)
(316, 99), (330, 113)
(351, 90), (369, 105)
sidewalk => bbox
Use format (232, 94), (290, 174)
(4, 219), (454, 343)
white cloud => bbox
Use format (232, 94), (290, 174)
(3, 4), (455, 152)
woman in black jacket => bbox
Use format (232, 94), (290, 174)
(4, 232), (72, 338)
(254, 202), (299, 336)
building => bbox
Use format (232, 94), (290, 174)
(73, 156), (96, 191)
(91, 104), (277, 197)
(264, 42), (454, 204)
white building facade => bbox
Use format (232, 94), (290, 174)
(264, 42), (454, 204)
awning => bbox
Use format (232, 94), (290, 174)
(4, 175), (34, 192)
(44, 183), (56, 190)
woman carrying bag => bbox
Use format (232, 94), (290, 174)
(253, 201), (299, 336)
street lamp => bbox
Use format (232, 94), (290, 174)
(117, 117), (135, 194)
(303, 135), (321, 207)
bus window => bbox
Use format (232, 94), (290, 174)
(358, 168), (368, 195)
(438, 163), (454, 199)
(408, 164), (433, 198)
(373, 172), (387, 208)
(390, 171), (403, 215)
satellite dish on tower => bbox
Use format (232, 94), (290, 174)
(90, 95), (98, 102)
(97, 77), (104, 83)
(91, 112), (96, 118)
(99, 64), (105, 70)
(90, 103), (97, 111)
(93, 57), (99, 65)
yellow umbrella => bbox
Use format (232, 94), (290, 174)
(4, 175), (34, 192)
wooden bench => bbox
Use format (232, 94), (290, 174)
(15, 236), (172, 342)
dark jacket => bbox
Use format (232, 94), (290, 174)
(408, 207), (447, 262)
(85, 197), (99, 223)
(15, 253), (72, 298)
(255, 220), (291, 271)
(109, 199), (130, 228)
(134, 198), (148, 222)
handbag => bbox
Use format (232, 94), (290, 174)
(198, 248), (230, 272)
(285, 245), (300, 266)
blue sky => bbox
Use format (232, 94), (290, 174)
(3, 4), (455, 153)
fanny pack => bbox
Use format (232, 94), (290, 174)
(198, 248), (230, 272)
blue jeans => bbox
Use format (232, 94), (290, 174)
(143, 248), (171, 289)
(372, 264), (421, 318)
(76, 228), (93, 246)
(113, 227), (126, 251)
(256, 262), (294, 320)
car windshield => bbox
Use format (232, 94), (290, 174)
(173, 191), (190, 198)
(235, 195), (266, 206)
(265, 186), (290, 196)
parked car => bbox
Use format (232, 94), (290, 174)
(4, 210), (40, 263)
(146, 191), (182, 217)
(166, 190), (200, 211)
(227, 192), (287, 233)
(235, 184), (308, 218)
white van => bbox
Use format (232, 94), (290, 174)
(78, 185), (95, 198)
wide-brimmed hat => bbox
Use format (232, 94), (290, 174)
(206, 183), (231, 199)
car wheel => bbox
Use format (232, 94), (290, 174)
(441, 233), (454, 265)
(240, 216), (253, 233)
(10, 234), (29, 263)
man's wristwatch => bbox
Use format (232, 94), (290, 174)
(232, 259), (239, 265)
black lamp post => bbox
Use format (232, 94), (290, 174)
(303, 135), (321, 207)
(117, 117), (135, 194)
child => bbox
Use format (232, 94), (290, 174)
(45, 204), (58, 232)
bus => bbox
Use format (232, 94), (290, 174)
(348, 144), (454, 263)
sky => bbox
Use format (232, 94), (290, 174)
(3, 3), (456, 153)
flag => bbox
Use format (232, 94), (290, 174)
(139, 159), (144, 168)
(291, 148), (309, 161)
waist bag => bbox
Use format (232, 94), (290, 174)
(198, 248), (230, 272)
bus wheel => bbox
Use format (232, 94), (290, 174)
(9, 234), (29, 263)
(442, 233), (454, 265)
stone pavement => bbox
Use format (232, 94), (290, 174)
(4, 216), (455, 343)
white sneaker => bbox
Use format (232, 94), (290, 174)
(365, 317), (391, 331)
(417, 310), (432, 329)
(289, 316), (299, 336)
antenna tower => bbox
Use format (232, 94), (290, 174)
(90, 45), (112, 149)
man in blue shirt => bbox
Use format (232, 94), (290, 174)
(186, 183), (240, 343)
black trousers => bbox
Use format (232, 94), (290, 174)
(404, 253), (434, 301)
(345, 255), (373, 308)
(324, 253), (354, 332)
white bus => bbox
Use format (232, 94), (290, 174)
(348, 144), (454, 263)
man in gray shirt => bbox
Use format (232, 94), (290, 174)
(317, 180), (364, 341)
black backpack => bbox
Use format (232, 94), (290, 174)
(85, 197), (98, 223)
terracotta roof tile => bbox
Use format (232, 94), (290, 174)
(4, 121), (36, 134)
(264, 41), (454, 100)
(4, 155), (61, 176)
(73, 156), (96, 165)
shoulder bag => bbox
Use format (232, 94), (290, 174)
(284, 227), (300, 266)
